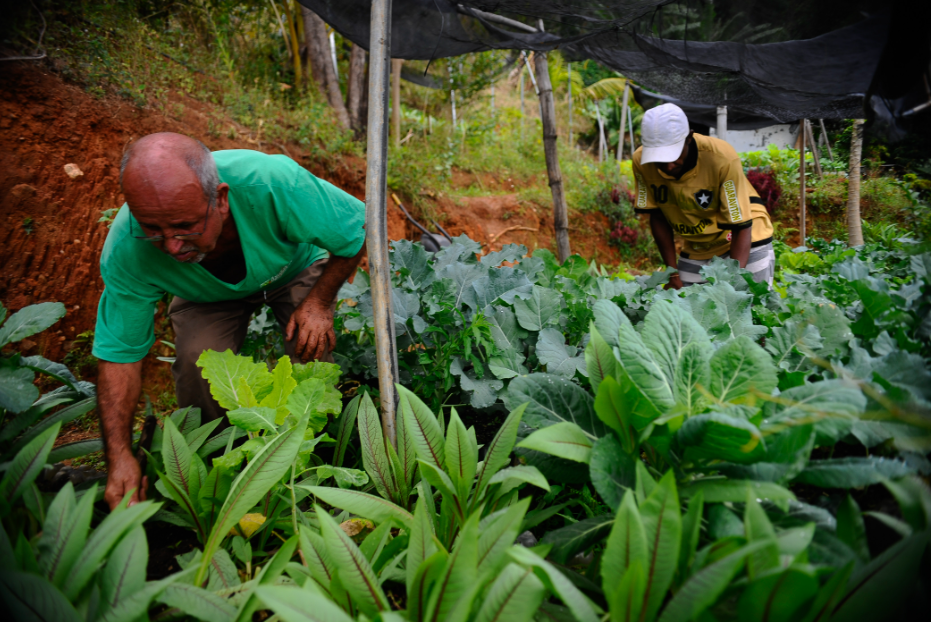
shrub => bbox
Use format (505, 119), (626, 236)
(746, 168), (781, 213)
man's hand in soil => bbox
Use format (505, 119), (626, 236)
(286, 299), (336, 362)
(665, 272), (684, 290)
(104, 450), (148, 510)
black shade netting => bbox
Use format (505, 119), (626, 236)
(299, 0), (929, 129)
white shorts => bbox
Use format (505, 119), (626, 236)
(677, 240), (776, 286)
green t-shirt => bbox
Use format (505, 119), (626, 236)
(92, 149), (366, 364)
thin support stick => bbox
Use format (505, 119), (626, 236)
(819, 118), (835, 162)
(628, 104), (635, 153)
(617, 81), (629, 161)
(567, 62), (573, 148)
(365, 0), (399, 447)
(799, 120), (807, 246)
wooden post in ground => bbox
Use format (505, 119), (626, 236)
(391, 59), (402, 147)
(847, 119), (865, 246)
(819, 119), (835, 162)
(533, 44), (571, 262)
(799, 120), (807, 245)
(617, 81), (630, 161)
(806, 120), (823, 180)
(567, 63), (573, 147)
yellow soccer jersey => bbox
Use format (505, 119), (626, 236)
(632, 133), (774, 260)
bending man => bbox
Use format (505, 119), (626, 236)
(632, 104), (775, 288)
(94, 132), (365, 509)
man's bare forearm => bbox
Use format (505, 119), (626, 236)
(301, 245), (366, 308)
(98, 360), (144, 462)
(730, 226), (752, 268)
(649, 211), (679, 269)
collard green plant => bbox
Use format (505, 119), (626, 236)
(0, 302), (99, 468)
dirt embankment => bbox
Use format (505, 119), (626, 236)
(0, 62), (617, 388)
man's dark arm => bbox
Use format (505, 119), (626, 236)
(730, 226), (752, 268)
(649, 211), (683, 289)
(99, 359), (147, 510)
(286, 244), (366, 362)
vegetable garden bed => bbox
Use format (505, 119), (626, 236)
(1, 229), (929, 622)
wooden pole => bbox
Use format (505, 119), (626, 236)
(533, 37), (571, 262)
(365, 0), (399, 446)
(628, 104), (635, 153)
(391, 59), (402, 147)
(806, 120), (823, 180)
(596, 104), (605, 163)
(617, 81), (630, 161)
(847, 119), (865, 246)
(567, 63), (573, 148)
(819, 118), (835, 162)
(799, 120), (806, 245)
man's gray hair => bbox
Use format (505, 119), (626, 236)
(120, 137), (219, 208)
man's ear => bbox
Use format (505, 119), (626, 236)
(216, 183), (231, 213)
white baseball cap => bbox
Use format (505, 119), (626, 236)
(640, 103), (690, 164)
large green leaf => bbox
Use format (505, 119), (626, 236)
(687, 280), (766, 342)
(0, 570), (80, 622)
(836, 495), (870, 563)
(536, 328), (585, 378)
(503, 374), (605, 437)
(602, 490), (647, 595)
(541, 515), (614, 564)
(585, 323), (618, 396)
(398, 385), (446, 471)
(678, 492), (704, 584)
(100, 525), (148, 612)
(506, 546), (600, 622)
(677, 412), (766, 464)
(259, 355), (298, 423)
(425, 514), (478, 622)
(763, 380), (865, 445)
(195, 416), (307, 586)
(407, 496), (439, 594)
(356, 393), (399, 502)
(639, 471), (682, 622)
(794, 457), (915, 489)
(679, 479), (796, 512)
(641, 301), (713, 391)
(6, 397), (95, 457)
(514, 285), (562, 331)
(227, 406), (279, 433)
(256, 584), (354, 622)
(477, 499), (529, 575)
(0, 366), (39, 413)
(830, 530), (931, 622)
(673, 342), (711, 416)
(592, 300), (627, 349)
(708, 335), (777, 404)
(474, 402), (526, 501)
(37, 482), (94, 586)
(235, 534), (299, 622)
(196, 349), (273, 410)
(162, 417), (201, 502)
(159, 583), (238, 622)
(316, 504), (389, 616)
(593, 376), (636, 452)
(333, 396), (360, 468)
(0, 302), (66, 348)
(589, 434), (636, 511)
(0, 422), (61, 513)
(615, 313), (676, 412)
(97, 568), (193, 622)
(737, 567), (819, 622)
(63, 499), (160, 600)
(287, 378), (342, 435)
(517, 422), (593, 463)
(301, 487), (413, 527)
(743, 497), (779, 580)
(474, 563), (546, 622)
(445, 408), (477, 501)
(657, 540), (774, 622)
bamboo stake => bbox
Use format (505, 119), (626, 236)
(391, 59), (402, 147)
(567, 62), (573, 147)
(628, 103), (635, 153)
(819, 119), (835, 162)
(617, 81), (629, 161)
(847, 119), (865, 246)
(799, 120), (807, 245)
(806, 120), (823, 180)
(595, 104), (605, 163)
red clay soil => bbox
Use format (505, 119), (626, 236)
(0, 62), (619, 405)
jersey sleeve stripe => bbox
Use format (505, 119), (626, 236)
(717, 220), (754, 231)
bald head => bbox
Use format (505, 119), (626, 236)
(120, 132), (218, 208)
(120, 133), (229, 263)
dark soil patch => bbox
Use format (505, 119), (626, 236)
(145, 520), (201, 580)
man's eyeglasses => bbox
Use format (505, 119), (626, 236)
(131, 205), (211, 241)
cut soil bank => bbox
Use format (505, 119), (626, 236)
(1, 62), (620, 403)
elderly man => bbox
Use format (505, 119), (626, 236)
(95, 132), (365, 509)
(632, 103), (775, 288)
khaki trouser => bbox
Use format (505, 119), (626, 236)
(168, 259), (333, 422)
